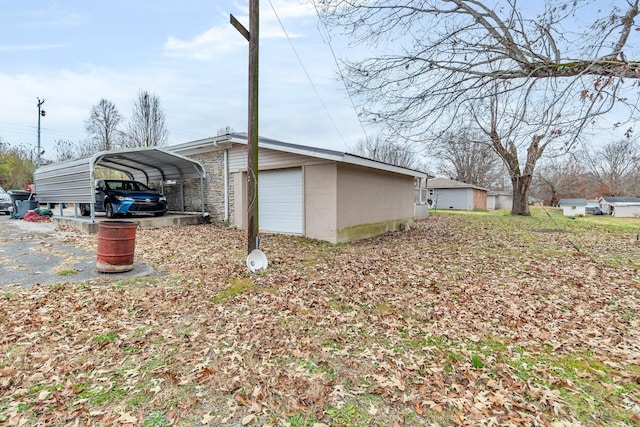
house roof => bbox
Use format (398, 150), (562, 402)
(487, 190), (512, 196)
(427, 177), (488, 191)
(599, 196), (640, 205)
(558, 198), (587, 206)
(168, 133), (430, 180)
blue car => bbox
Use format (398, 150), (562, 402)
(80, 179), (167, 218)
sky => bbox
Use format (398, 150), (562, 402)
(0, 0), (368, 160)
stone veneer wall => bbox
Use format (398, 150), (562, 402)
(162, 151), (228, 223)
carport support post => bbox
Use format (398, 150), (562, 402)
(232, 0), (260, 254)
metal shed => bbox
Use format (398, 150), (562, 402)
(34, 147), (206, 221)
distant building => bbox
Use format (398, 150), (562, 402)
(598, 197), (640, 218)
(558, 198), (587, 217)
(427, 178), (488, 210)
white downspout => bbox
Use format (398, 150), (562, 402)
(224, 149), (229, 222)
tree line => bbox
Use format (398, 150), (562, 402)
(354, 129), (640, 203)
(0, 140), (36, 190)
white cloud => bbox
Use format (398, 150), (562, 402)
(164, 25), (246, 60)
(163, 0), (316, 60)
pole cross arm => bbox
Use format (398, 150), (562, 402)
(230, 14), (250, 41)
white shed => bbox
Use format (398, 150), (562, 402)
(558, 198), (587, 217)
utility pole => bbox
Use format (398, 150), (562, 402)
(231, 0), (260, 254)
(37, 98), (46, 168)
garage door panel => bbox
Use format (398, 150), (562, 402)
(259, 169), (302, 234)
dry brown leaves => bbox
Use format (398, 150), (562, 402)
(0, 212), (639, 426)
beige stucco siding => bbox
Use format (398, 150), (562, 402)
(336, 164), (413, 242)
(304, 163), (338, 242)
(227, 145), (325, 172)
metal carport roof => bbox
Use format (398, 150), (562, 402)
(34, 147), (206, 218)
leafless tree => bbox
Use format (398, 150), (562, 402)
(85, 99), (124, 152)
(53, 139), (77, 161)
(353, 134), (424, 169)
(317, 0), (640, 215)
(532, 153), (589, 206)
(124, 90), (168, 148)
(582, 139), (640, 196)
(430, 128), (507, 189)
(217, 126), (235, 136)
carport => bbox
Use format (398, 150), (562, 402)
(34, 147), (206, 222)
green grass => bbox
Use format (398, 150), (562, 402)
(92, 332), (118, 344)
(142, 411), (172, 427)
(211, 277), (260, 303)
(57, 269), (79, 277)
(326, 402), (373, 426)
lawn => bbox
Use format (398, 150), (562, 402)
(1, 209), (639, 426)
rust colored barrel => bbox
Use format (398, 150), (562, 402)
(96, 221), (137, 273)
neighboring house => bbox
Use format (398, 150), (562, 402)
(487, 190), (513, 211)
(558, 198), (587, 217)
(168, 133), (429, 243)
(427, 177), (488, 210)
(598, 196), (640, 217)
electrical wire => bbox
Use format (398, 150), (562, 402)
(267, 0), (364, 151)
(310, 0), (369, 145)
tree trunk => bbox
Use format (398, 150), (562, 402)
(511, 175), (531, 216)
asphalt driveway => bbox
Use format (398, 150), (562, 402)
(0, 215), (154, 287)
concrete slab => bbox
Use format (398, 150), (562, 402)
(0, 215), (156, 288)
(51, 210), (210, 234)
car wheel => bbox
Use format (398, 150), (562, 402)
(105, 202), (115, 218)
(154, 212), (165, 217)
(80, 204), (90, 216)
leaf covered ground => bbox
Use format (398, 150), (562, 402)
(1, 210), (639, 426)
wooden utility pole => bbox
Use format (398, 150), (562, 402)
(231, 0), (260, 254)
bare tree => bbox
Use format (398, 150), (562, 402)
(353, 134), (424, 169)
(85, 99), (124, 151)
(53, 139), (77, 161)
(217, 126), (235, 136)
(532, 154), (589, 206)
(431, 128), (507, 189)
(583, 139), (640, 196)
(317, 0), (640, 215)
(124, 90), (168, 148)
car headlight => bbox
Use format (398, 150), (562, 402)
(115, 196), (134, 201)
(159, 196), (167, 202)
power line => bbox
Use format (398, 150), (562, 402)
(310, 0), (369, 145)
(267, 0), (360, 151)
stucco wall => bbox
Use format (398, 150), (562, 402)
(562, 206), (586, 217)
(336, 164), (413, 242)
(232, 171), (246, 228)
(613, 205), (640, 218)
(304, 163), (337, 242)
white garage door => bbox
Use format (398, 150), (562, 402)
(259, 168), (303, 234)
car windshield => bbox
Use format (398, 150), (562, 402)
(106, 181), (151, 191)
(0, 186), (6, 195)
